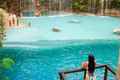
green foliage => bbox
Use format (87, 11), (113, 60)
(72, 0), (88, 12)
(111, 0), (120, 9)
(72, 0), (101, 13)
(0, 1), (7, 9)
(41, 11), (48, 15)
(40, 0), (46, 5)
(0, 57), (15, 80)
(2, 58), (15, 69)
(0, 0), (21, 16)
(0, 9), (5, 47)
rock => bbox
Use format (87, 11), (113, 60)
(69, 19), (80, 23)
(52, 26), (61, 32)
(113, 28), (120, 35)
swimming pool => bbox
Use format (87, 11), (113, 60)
(1, 15), (120, 80)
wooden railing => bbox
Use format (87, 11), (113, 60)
(59, 65), (116, 80)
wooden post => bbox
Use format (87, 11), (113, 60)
(103, 0), (105, 15)
(104, 66), (108, 80)
(83, 69), (87, 80)
(59, 72), (65, 80)
(58, 65), (116, 80)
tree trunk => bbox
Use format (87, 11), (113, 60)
(34, 0), (41, 16)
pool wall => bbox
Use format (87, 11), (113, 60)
(0, 43), (119, 80)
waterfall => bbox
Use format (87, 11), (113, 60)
(20, 0), (73, 16)
(20, 0), (35, 16)
(48, 0), (72, 15)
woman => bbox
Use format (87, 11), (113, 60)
(117, 55), (120, 80)
(117, 65), (120, 80)
(82, 54), (96, 80)
(8, 13), (17, 27)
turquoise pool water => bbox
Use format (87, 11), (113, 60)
(1, 15), (120, 80)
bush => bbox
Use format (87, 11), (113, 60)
(0, 8), (6, 47)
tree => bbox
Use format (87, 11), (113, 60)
(111, 0), (120, 9)
(72, 0), (89, 12)
(0, 0), (21, 16)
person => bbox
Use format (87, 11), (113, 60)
(117, 65), (120, 80)
(12, 14), (17, 26)
(8, 13), (17, 27)
(117, 55), (120, 80)
(82, 54), (96, 80)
